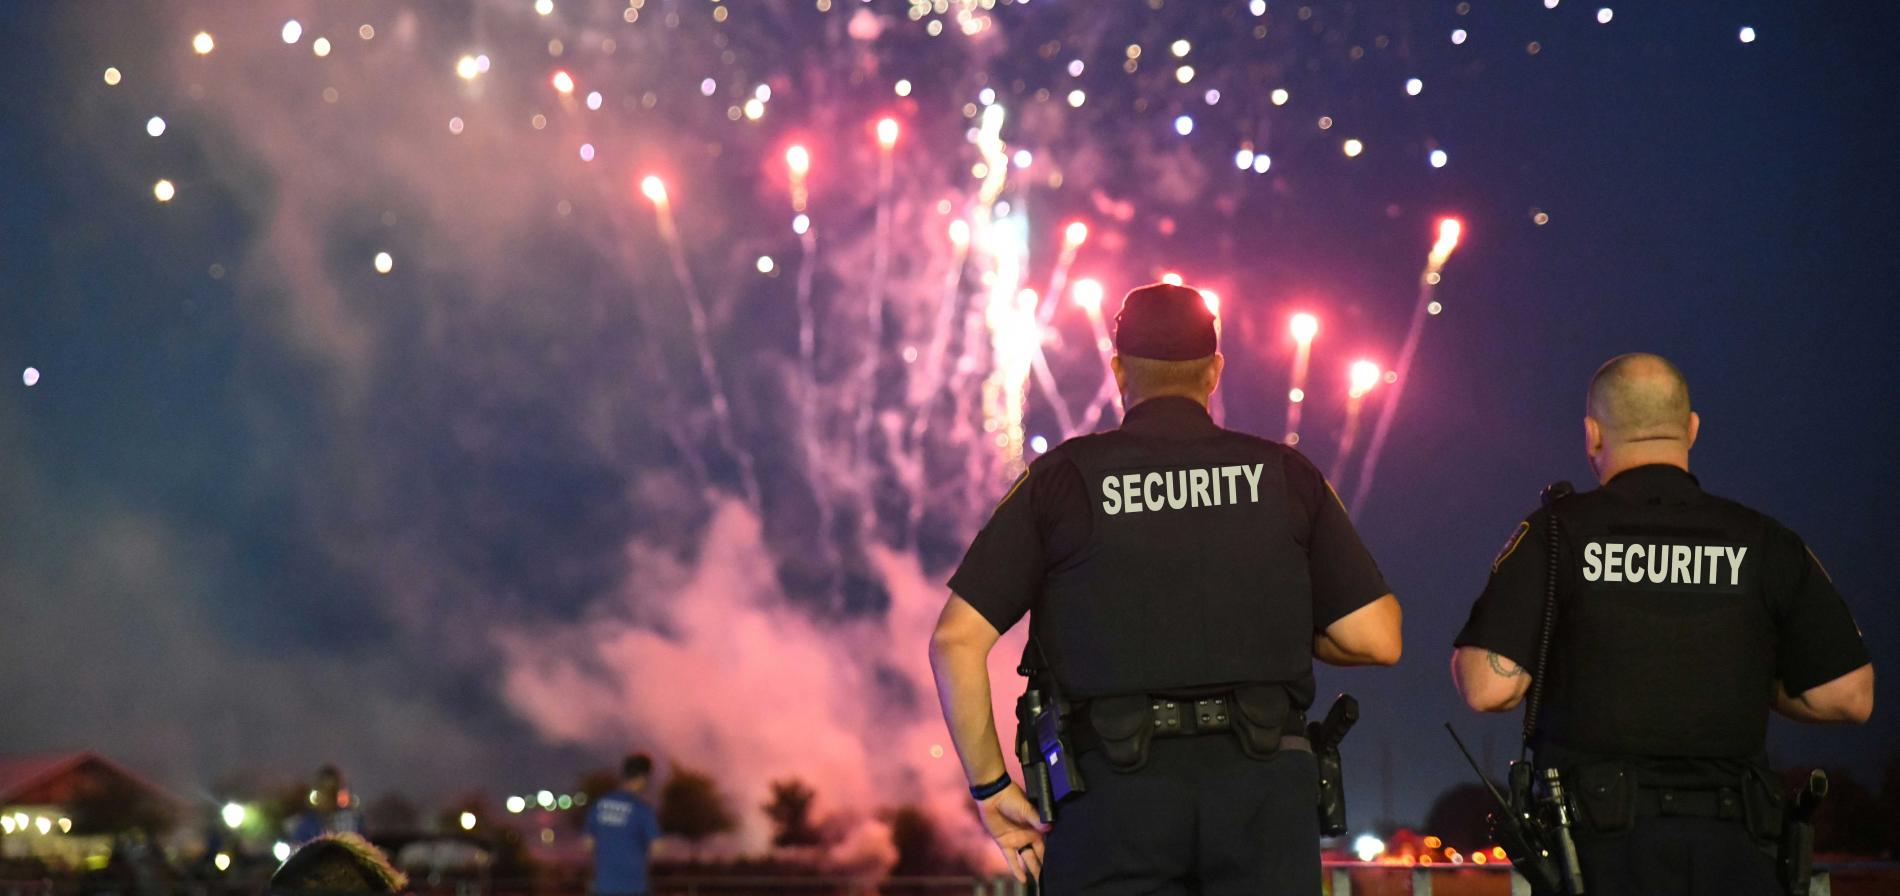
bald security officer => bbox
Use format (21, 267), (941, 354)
(930, 283), (1403, 895)
(1452, 353), (1874, 896)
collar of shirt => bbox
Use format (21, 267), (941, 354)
(1604, 463), (1701, 496)
(1119, 395), (1219, 438)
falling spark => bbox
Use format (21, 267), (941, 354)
(1334, 359), (1384, 475)
(1285, 313), (1318, 442)
(1348, 218), (1463, 515)
(640, 174), (762, 508)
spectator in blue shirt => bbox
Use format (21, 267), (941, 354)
(585, 754), (661, 896)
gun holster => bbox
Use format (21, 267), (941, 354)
(1015, 677), (1085, 824)
(1776, 770), (1826, 896)
(1309, 694), (1359, 838)
(1015, 687), (1057, 825)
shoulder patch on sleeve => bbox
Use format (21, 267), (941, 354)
(992, 470), (1030, 512)
(1492, 521), (1532, 574)
(1324, 480), (1349, 514)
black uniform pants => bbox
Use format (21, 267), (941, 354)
(1039, 735), (1319, 896)
(1574, 816), (1778, 896)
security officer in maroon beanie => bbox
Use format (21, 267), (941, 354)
(929, 282), (1405, 894)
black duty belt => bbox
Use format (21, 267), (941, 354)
(1070, 695), (1309, 753)
(1635, 786), (1745, 821)
(1154, 695), (1239, 736)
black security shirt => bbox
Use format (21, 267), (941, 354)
(948, 397), (1391, 694)
(1455, 465), (1869, 758)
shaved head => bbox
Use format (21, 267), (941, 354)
(1587, 353), (1693, 442)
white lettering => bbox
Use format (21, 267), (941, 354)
(1581, 540), (1752, 588)
(1189, 468), (1211, 507)
(1099, 465), (1274, 517)
(1165, 470), (1188, 510)
(1722, 546), (1748, 586)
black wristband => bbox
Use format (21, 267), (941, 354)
(969, 773), (1012, 801)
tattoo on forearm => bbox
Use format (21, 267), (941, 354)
(1488, 651), (1525, 678)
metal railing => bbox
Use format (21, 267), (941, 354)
(10, 865), (1894, 896)
(1322, 863), (1851, 896)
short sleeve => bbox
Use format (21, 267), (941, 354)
(1763, 524), (1871, 694)
(1285, 452), (1392, 627)
(1453, 508), (1550, 670)
(946, 456), (1086, 634)
(640, 801), (661, 844)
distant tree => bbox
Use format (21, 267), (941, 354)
(570, 769), (621, 832)
(762, 779), (823, 848)
(1421, 783), (1495, 851)
(66, 773), (175, 838)
(657, 766), (736, 855)
(365, 792), (421, 834)
(888, 806), (968, 876)
(578, 769), (621, 803)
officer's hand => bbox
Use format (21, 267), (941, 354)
(977, 783), (1050, 882)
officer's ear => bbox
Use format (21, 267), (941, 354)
(1206, 352), (1225, 394)
(1686, 411), (1700, 448)
(1583, 416), (1604, 459)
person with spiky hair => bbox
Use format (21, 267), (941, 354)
(268, 833), (407, 895)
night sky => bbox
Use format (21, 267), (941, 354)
(1, 0), (1893, 846)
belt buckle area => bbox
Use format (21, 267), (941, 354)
(1193, 696), (1230, 732)
(1151, 699), (1183, 733)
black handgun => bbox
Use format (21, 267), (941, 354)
(1309, 694), (1359, 837)
(1778, 769), (1827, 896)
